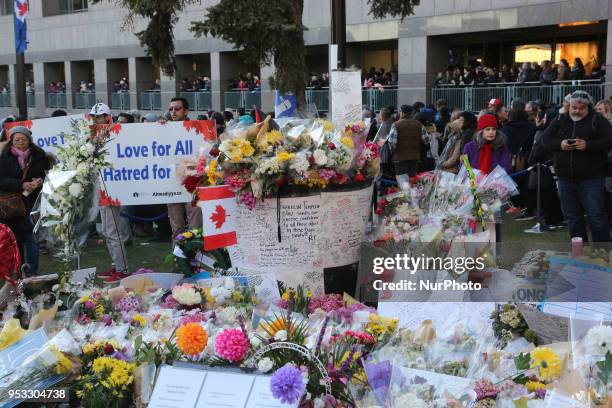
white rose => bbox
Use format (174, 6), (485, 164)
(76, 162), (89, 172)
(313, 149), (327, 166)
(257, 357), (274, 373)
(224, 278), (235, 291)
(68, 183), (83, 197)
(248, 332), (262, 348)
(274, 330), (287, 341)
(79, 143), (95, 156)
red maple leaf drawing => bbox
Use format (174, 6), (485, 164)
(183, 119), (217, 141)
(209, 205), (227, 229)
(99, 190), (121, 207)
(17, 2), (28, 17)
(4, 120), (33, 133)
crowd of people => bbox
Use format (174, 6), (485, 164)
(370, 90), (612, 242)
(0, 99), (274, 282)
(433, 58), (605, 87)
(307, 68), (399, 90)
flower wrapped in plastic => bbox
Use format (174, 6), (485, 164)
(0, 330), (79, 403)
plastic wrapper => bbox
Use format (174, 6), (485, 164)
(33, 170), (99, 262)
(0, 331), (78, 404)
(134, 363), (157, 407)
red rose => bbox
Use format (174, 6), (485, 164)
(327, 142), (336, 150)
(308, 155), (315, 164)
(276, 177), (286, 187)
(103, 343), (115, 355)
(354, 173), (365, 182)
(182, 175), (201, 193)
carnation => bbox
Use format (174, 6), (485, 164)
(115, 295), (140, 313)
(79, 143), (95, 156)
(216, 306), (238, 325)
(289, 154), (310, 175)
(308, 293), (344, 313)
(172, 285), (202, 306)
(270, 365), (305, 404)
(583, 325), (612, 357)
(313, 149), (327, 166)
(215, 328), (250, 362)
(257, 357), (274, 373)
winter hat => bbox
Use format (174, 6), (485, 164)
(9, 126), (32, 140)
(477, 114), (498, 131)
(488, 98), (503, 108)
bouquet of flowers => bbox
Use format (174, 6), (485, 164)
(35, 119), (112, 281)
(169, 228), (231, 276)
(491, 304), (537, 348)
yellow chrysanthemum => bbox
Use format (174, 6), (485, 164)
(92, 357), (135, 389)
(232, 291), (243, 303)
(257, 130), (283, 150)
(80, 295), (90, 303)
(276, 151), (295, 163)
(340, 136), (354, 149)
(530, 347), (562, 382)
(183, 231), (194, 239)
(281, 292), (290, 301)
(131, 314), (147, 327)
(176, 323), (208, 356)
(240, 141), (255, 157)
(51, 346), (73, 375)
(322, 121), (335, 132)
(525, 380), (546, 392)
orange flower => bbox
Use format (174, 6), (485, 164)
(176, 323), (208, 356)
(259, 318), (295, 338)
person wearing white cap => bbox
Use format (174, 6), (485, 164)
(90, 103), (132, 282)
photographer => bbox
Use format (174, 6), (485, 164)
(541, 91), (612, 242)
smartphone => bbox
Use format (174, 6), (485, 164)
(567, 139), (576, 145)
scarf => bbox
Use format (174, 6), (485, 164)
(477, 142), (493, 174)
(10, 146), (30, 170)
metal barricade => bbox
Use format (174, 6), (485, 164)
(196, 91), (212, 111)
(179, 92), (196, 112)
(111, 92), (131, 110)
(244, 91), (261, 109)
(305, 88), (330, 112)
(140, 91), (161, 111)
(0, 93), (10, 107)
(431, 81), (604, 111)
(224, 91), (243, 110)
(74, 92), (96, 109)
(26, 92), (35, 108)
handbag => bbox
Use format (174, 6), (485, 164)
(0, 164), (30, 221)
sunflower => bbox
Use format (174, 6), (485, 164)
(530, 347), (562, 381)
(525, 380), (546, 393)
(259, 318), (295, 338)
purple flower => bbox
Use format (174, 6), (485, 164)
(115, 296), (140, 313)
(111, 350), (130, 361)
(175, 235), (185, 241)
(102, 314), (113, 326)
(84, 300), (94, 310)
(270, 365), (305, 404)
(535, 388), (547, 399)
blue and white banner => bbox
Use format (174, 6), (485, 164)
(14, 0), (28, 55)
(274, 91), (297, 118)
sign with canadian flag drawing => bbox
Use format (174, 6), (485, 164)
(197, 186), (238, 251)
(100, 120), (216, 206)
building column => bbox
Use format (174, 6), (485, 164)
(128, 57), (138, 111)
(63, 62), (74, 110)
(32, 62), (45, 117)
(160, 71), (175, 113)
(8, 64), (16, 111)
(398, 36), (427, 106)
(210, 52), (222, 112)
(93, 59), (108, 105)
(260, 61), (275, 113)
(605, 19), (612, 99)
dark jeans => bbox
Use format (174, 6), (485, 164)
(16, 230), (38, 276)
(558, 177), (611, 243)
(394, 160), (419, 177)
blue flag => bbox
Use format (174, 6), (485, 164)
(274, 91), (297, 118)
(14, 0), (28, 55)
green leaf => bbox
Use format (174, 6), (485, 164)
(596, 351), (611, 385)
(514, 352), (531, 371)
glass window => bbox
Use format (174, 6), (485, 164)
(59, 0), (87, 13)
(514, 44), (552, 63)
(0, 0), (13, 16)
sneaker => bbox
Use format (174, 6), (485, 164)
(506, 206), (521, 216)
(98, 268), (117, 278)
(515, 210), (536, 221)
(103, 272), (128, 283)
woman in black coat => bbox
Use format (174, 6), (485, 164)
(0, 126), (51, 276)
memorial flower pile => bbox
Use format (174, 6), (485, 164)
(181, 117), (375, 209)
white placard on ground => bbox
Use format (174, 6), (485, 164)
(144, 365), (207, 408)
(196, 372), (254, 407)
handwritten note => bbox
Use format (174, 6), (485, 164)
(330, 70), (362, 126)
(318, 186), (373, 267)
(228, 195), (322, 273)
(377, 302), (494, 331)
(518, 304), (570, 344)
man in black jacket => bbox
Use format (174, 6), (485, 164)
(541, 90), (612, 242)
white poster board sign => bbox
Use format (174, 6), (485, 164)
(101, 120), (215, 205)
(4, 114), (85, 154)
(330, 70), (362, 126)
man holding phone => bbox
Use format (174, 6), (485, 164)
(542, 91), (612, 243)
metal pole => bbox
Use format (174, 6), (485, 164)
(331, 0), (346, 69)
(15, 52), (27, 118)
(536, 163), (542, 228)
